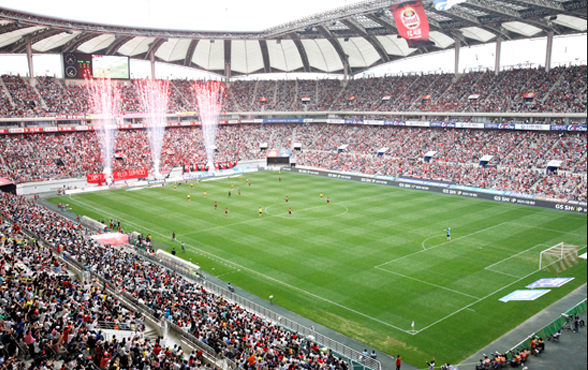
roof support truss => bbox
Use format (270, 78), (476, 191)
(316, 25), (349, 74)
(143, 38), (165, 60)
(184, 40), (199, 66)
(7, 28), (62, 53)
(341, 19), (390, 63)
(60, 32), (100, 53)
(104, 36), (133, 55)
(258, 40), (272, 73)
(290, 33), (311, 72)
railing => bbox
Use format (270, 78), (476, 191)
(2, 216), (230, 370)
(135, 249), (382, 370)
(96, 320), (145, 332)
(5, 214), (378, 370)
(506, 298), (588, 358)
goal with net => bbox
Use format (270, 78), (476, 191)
(539, 243), (580, 275)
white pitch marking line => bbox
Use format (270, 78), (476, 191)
(421, 235), (445, 251)
(375, 222), (510, 269)
(216, 270), (239, 279)
(484, 244), (549, 270)
(484, 269), (524, 279)
(69, 195), (586, 336)
(375, 268), (481, 300)
(180, 242), (414, 334)
(414, 244), (588, 335)
(67, 197), (414, 334)
(73, 198), (171, 239)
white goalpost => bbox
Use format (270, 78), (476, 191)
(539, 242), (580, 275)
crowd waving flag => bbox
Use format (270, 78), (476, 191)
(391, 0), (431, 49)
(434, 0), (468, 11)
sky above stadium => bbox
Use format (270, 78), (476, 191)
(0, 0), (366, 32)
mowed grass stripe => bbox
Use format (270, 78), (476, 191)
(49, 171), (587, 365)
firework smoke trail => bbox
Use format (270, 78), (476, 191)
(192, 81), (225, 172)
(136, 79), (170, 178)
(86, 77), (120, 178)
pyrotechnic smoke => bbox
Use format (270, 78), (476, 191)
(136, 79), (170, 178)
(192, 81), (225, 172)
(86, 77), (120, 179)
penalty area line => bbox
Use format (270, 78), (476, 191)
(375, 222), (510, 269)
(414, 245), (588, 335)
(375, 268), (481, 300)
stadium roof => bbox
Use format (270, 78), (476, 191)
(0, 0), (586, 76)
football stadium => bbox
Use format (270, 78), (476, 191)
(0, 0), (586, 369)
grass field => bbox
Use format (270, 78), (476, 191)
(48, 171), (587, 366)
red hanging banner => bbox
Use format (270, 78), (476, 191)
(391, 1), (431, 49)
(86, 168), (149, 184)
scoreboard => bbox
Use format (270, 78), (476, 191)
(63, 53), (92, 79)
(63, 53), (130, 80)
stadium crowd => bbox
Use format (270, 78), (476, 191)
(0, 191), (353, 370)
(0, 124), (585, 200)
(0, 65), (585, 116)
(0, 206), (154, 369)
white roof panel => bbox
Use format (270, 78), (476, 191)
(78, 34), (116, 54)
(267, 40), (303, 72)
(460, 27), (496, 42)
(375, 36), (416, 57)
(192, 40), (225, 70)
(338, 37), (380, 68)
(302, 39), (344, 73)
(156, 38), (190, 62)
(553, 15), (587, 32)
(231, 40), (264, 74)
(118, 37), (156, 57)
(33, 31), (81, 52)
(429, 31), (455, 49)
(0, 26), (44, 49)
(502, 22), (542, 37)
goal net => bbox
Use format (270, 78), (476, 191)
(539, 243), (580, 274)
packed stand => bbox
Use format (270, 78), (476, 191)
(35, 77), (76, 115)
(1, 75), (46, 117)
(0, 192), (352, 370)
(0, 124), (586, 200)
(546, 65), (587, 113)
(0, 204), (152, 370)
(0, 66), (586, 117)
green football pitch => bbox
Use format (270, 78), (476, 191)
(48, 171), (587, 365)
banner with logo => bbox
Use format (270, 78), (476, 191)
(391, 1), (431, 48)
(87, 168), (149, 184)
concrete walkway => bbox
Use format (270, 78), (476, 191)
(203, 271), (418, 370)
(459, 284), (587, 370)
